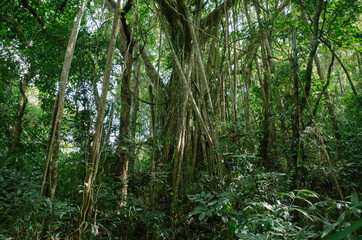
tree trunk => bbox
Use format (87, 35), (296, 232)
(74, 0), (122, 237)
(11, 65), (33, 151)
(253, 0), (280, 170)
(299, 0), (324, 114)
(313, 53), (341, 142)
(116, 37), (134, 206)
(242, 44), (256, 153)
(130, 49), (140, 175)
(291, 26), (300, 188)
(171, 94), (189, 207)
(40, 0), (88, 199)
(153, 0), (238, 207)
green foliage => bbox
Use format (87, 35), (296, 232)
(326, 218), (362, 240)
(0, 0), (361, 239)
(185, 154), (362, 239)
(0, 154), (76, 239)
(188, 187), (362, 239)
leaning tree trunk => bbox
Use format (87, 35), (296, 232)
(74, 0), (122, 237)
(299, 0), (324, 115)
(11, 64), (33, 151)
(40, 0), (88, 200)
(313, 53), (341, 141)
(296, 0), (324, 172)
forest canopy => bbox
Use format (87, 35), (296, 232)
(0, 0), (361, 239)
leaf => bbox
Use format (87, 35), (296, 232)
(2, 189), (11, 199)
(205, 193), (213, 200)
(280, 192), (293, 199)
(190, 205), (207, 216)
(291, 207), (314, 222)
(45, 198), (53, 208)
(222, 216), (228, 223)
(201, 191), (205, 198)
(206, 210), (213, 217)
(351, 192), (358, 206)
(199, 212), (206, 222)
(296, 226), (308, 240)
(300, 189), (319, 198)
(88, 222), (97, 235)
(262, 202), (274, 212)
(322, 223), (338, 238)
(325, 218), (362, 240)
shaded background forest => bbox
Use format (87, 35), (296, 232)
(0, 0), (361, 239)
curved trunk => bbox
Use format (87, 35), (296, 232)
(11, 65), (33, 151)
(40, 0), (88, 199)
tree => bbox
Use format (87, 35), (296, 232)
(0, 0), (361, 239)
(40, 0), (88, 200)
(74, 0), (122, 237)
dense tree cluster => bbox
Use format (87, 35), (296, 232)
(0, 0), (361, 239)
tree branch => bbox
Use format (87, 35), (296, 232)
(320, 37), (362, 106)
(21, 0), (45, 26)
(0, 14), (30, 46)
(200, 0), (238, 30)
(300, 0), (324, 114)
(0, 0), (10, 9)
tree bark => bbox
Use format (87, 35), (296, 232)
(326, 47), (361, 106)
(291, 26), (300, 188)
(116, 39), (134, 206)
(11, 65), (33, 151)
(313, 53), (340, 140)
(40, 0), (88, 199)
(130, 48), (140, 175)
(299, 0), (324, 114)
(74, 0), (122, 237)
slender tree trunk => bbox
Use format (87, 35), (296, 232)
(299, 0), (324, 114)
(224, 9), (237, 124)
(337, 67), (345, 95)
(253, 0), (279, 170)
(357, 51), (362, 76)
(171, 35), (194, 207)
(149, 85), (157, 200)
(40, 0), (88, 199)
(242, 45), (256, 153)
(312, 52), (342, 161)
(332, 50), (361, 105)
(74, 0), (122, 237)
(291, 26), (300, 188)
(190, 116), (199, 182)
(171, 94), (188, 207)
(11, 65), (33, 151)
(258, 39), (272, 170)
(116, 40), (134, 206)
(130, 50), (140, 174)
(313, 53), (341, 141)
(296, 0), (324, 168)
